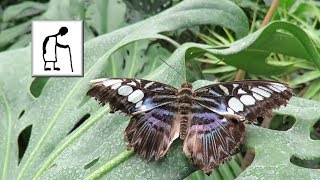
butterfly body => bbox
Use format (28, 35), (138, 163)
(177, 82), (193, 140)
(87, 78), (292, 175)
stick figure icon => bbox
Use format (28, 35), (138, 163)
(42, 27), (73, 72)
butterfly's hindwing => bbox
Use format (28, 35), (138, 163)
(183, 104), (245, 175)
(125, 103), (179, 161)
(86, 78), (178, 114)
(194, 80), (292, 122)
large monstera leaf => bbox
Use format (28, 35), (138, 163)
(0, 0), (249, 179)
(1, 0), (320, 180)
(240, 97), (320, 179)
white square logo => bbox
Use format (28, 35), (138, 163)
(32, 20), (83, 77)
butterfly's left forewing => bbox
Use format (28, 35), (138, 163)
(87, 78), (180, 160)
(86, 78), (178, 114)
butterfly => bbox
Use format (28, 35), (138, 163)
(86, 78), (292, 175)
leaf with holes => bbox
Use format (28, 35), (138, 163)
(240, 97), (320, 179)
(0, 0), (249, 179)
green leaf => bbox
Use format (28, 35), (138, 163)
(2, 0), (320, 179)
(186, 21), (320, 75)
(0, 0), (249, 179)
(291, 71), (320, 86)
(239, 97), (320, 179)
(0, 47), (34, 180)
(3, 0), (318, 179)
(291, 2), (320, 21)
(202, 66), (237, 74)
(85, 0), (126, 34)
(2, 1), (47, 22)
(302, 78), (320, 99)
(0, 21), (32, 50)
(0, 1), (47, 50)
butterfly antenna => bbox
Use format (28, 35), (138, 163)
(159, 57), (185, 80)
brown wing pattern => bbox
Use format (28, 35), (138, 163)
(183, 104), (245, 175)
(87, 78), (293, 175)
(194, 80), (292, 123)
(86, 78), (178, 115)
(125, 103), (179, 161)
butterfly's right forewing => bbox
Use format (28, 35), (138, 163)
(194, 80), (292, 123)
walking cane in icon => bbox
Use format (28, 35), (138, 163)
(67, 46), (73, 72)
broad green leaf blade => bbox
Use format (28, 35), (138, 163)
(291, 71), (320, 86)
(0, 0), (249, 179)
(2, 1), (47, 22)
(0, 1), (47, 50)
(0, 48), (35, 179)
(303, 78), (320, 99)
(186, 21), (320, 75)
(85, 0), (126, 34)
(0, 22), (32, 50)
(239, 97), (320, 179)
(202, 66), (237, 74)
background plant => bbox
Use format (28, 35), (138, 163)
(0, 0), (319, 179)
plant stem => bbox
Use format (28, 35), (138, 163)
(261, 0), (280, 28)
(234, 0), (280, 80)
(84, 150), (134, 180)
(234, 69), (245, 81)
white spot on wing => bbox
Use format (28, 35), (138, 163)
(271, 83), (287, 91)
(135, 100), (143, 108)
(118, 85), (133, 96)
(144, 82), (154, 89)
(140, 104), (148, 111)
(227, 108), (234, 114)
(268, 85), (281, 92)
(228, 97), (244, 112)
(252, 92), (263, 100)
(233, 84), (239, 88)
(240, 95), (256, 105)
(111, 82), (122, 90)
(128, 90), (144, 103)
(127, 81), (136, 86)
(103, 79), (122, 87)
(251, 87), (271, 98)
(237, 88), (247, 94)
(219, 85), (229, 95)
(221, 118), (227, 123)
